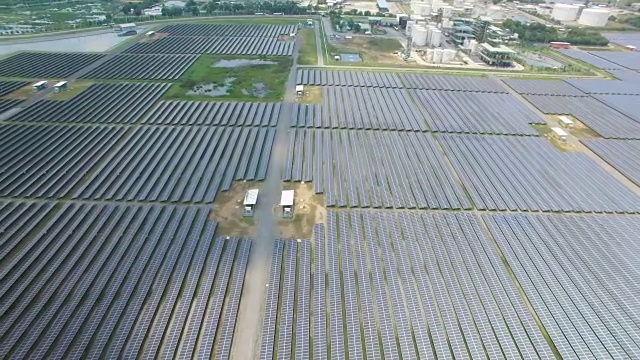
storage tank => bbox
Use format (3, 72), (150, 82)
(578, 8), (610, 26)
(469, 39), (479, 54)
(430, 29), (442, 47)
(443, 49), (456, 63)
(426, 49), (435, 62)
(413, 26), (428, 46)
(552, 4), (580, 21)
(406, 21), (415, 35)
(433, 48), (443, 63)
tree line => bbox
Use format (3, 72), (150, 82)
(502, 19), (610, 46)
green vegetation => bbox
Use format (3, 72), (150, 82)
(619, 16), (640, 29)
(164, 55), (292, 102)
(502, 19), (610, 46)
(47, 80), (92, 100)
(298, 28), (318, 65)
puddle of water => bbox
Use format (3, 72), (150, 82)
(241, 82), (268, 98)
(212, 59), (277, 68)
(187, 77), (236, 97)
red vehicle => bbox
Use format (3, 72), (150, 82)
(549, 41), (571, 49)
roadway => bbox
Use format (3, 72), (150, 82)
(230, 31), (300, 360)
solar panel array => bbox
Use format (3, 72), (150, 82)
(123, 23), (295, 56)
(290, 87), (427, 130)
(485, 213), (640, 359)
(291, 210), (556, 360)
(582, 139), (640, 187)
(592, 94), (640, 122)
(259, 239), (312, 359)
(283, 129), (471, 209)
(157, 23), (297, 37)
(608, 69), (640, 81)
(524, 94), (640, 139)
(0, 203), (251, 360)
(400, 73), (507, 92)
(410, 89), (545, 135)
(0, 99), (23, 113)
(296, 69), (403, 88)
(144, 100), (283, 126)
(565, 78), (640, 95)
(439, 134), (640, 213)
(0, 52), (105, 78)
(74, 126), (276, 203)
(0, 80), (29, 96)
(81, 54), (198, 80)
(588, 50), (640, 70)
(558, 49), (624, 70)
(10, 82), (171, 124)
(502, 78), (587, 96)
(0, 124), (128, 198)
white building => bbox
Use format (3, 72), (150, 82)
(551, 127), (568, 142)
(558, 116), (574, 128)
(144, 6), (163, 16)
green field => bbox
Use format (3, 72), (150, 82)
(298, 28), (318, 65)
(164, 55), (292, 101)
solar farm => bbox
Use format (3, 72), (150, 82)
(1, 19), (640, 360)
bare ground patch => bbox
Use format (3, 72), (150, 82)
(139, 32), (169, 43)
(296, 85), (322, 104)
(276, 182), (324, 240)
(209, 180), (263, 238)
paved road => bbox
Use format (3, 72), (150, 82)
(495, 77), (640, 197)
(231, 33), (300, 360)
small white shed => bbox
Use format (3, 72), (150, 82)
(551, 127), (568, 142)
(296, 85), (304, 97)
(32, 80), (47, 92)
(243, 189), (259, 217)
(558, 115), (574, 128)
(280, 190), (295, 218)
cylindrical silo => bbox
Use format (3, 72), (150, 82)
(433, 48), (443, 63)
(406, 21), (415, 35)
(578, 9), (610, 26)
(413, 26), (428, 46)
(551, 4), (580, 21)
(430, 29), (442, 47)
(443, 49), (456, 63)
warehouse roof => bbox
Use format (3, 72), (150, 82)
(377, 0), (389, 8)
(243, 189), (259, 206)
(280, 190), (294, 206)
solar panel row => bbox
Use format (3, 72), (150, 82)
(10, 82), (171, 124)
(485, 213), (640, 359)
(283, 129), (471, 210)
(0, 52), (105, 78)
(157, 23), (297, 38)
(124, 37), (294, 56)
(290, 87), (428, 131)
(0, 124), (129, 198)
(0, 203), (250, 360)
(145, 100), (283, 126)
(74, 126), (276, 203)
(81, 54), (198, 80)
(306, 210), (555, 360)
(439, 134), (640, 213)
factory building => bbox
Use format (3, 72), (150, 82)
(377, 0), (389, 12)
(479, 43), (515, 67)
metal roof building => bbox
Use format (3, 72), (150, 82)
(377, 0), (389, 11)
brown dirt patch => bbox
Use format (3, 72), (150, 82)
(209, 181), (262, 237)
(332, 36), (406, 66)
(139, 32), (169, 43)
(278, 34), (292, 41)
(276, 182), (324, 240)
(295, 85), (322, 104)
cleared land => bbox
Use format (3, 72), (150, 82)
(297, 28), (318, 66)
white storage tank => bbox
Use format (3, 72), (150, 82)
(433, 48), (443, 63)
(469, 39), (479, 54)
(443, 49), (456, 63)
(430, 29), (442, 47)
(413, 26), (428, 46)
(406, 21), (415, 36)
(552, 4), (580, 21)
(426, 49), (435, 62)
(441, 5), (453, 17)
(578, 8), (610, 26)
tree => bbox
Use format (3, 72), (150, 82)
(353, 23), (361, 32)
(363, 10), (371, 16)
(121, 3), (132, 15)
